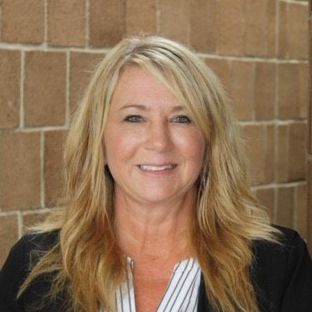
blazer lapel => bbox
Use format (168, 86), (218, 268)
(197, 274), (213, 312)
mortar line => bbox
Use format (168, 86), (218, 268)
(0, 42), (308, 64)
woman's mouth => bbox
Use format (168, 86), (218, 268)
(137, 164), (177, 172)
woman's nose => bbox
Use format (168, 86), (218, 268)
(144, 122), (171, 152)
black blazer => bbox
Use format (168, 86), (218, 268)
(1, 226), (312, 312)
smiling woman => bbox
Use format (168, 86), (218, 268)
(104, 67), (205, 207)
(0, 36), (312, 312)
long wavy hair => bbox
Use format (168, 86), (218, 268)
(19, 36), (278, 312)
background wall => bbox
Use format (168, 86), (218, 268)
(0, 0), (310, 266)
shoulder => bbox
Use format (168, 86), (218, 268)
(253, 225), (306, 258)
(252, 225), (312, 312)
(252, 225), (310, 272)
(0, 231), (59, 311)
(1, 230), (59, 276)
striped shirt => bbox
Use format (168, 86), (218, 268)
(111, 257), (201, 312)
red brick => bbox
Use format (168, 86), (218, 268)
(0, 50), (20, 129)
(277, 186), (295, 228)
(278, 63), (300, 119)
(190, 0), (217, 52)
(70, 52), (104, 111)
(287, 3), (309, 59)
(44, 131), (67, 207)
(1, 0), (44, 44)
(0, 215), (19, 266)
(22, 211), (50, 234)
(126, 0), (157, 35)
(24, 51), (66, 127)
(254, 62), (276, 120)
(158, 0), (190, 45)
(288, 123), (306, 181)
(217, 0), (245, 55)
(48, 0), (86, 47)
(89, 0), (126, 47)
(296, 184), (307, 240)
(0, 132), (41, 210)
(241, 124), (275, 185)
(255, 188), (275, 221)
(277, 125), (289, 183)
(229, 60), (255, 120)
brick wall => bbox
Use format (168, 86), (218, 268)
(0, 0), (310, 266)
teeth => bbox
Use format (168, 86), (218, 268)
(139, 164), (176, 172)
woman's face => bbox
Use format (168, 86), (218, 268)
(104, 66), (206, 206)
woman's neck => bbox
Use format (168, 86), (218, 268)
(114, 191), (195, 261)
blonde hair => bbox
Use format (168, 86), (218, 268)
(19, 36), (278, 312)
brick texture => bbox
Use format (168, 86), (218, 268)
(244, 0), (276, 57)
(89, 0), (126, 47)
(0, 215), (19, 266)
(158, 0), (190, 44)
(48, 0), (86, 47)
(254, 62), (276, 120)
(70, 52), (104, 110)
(1, 0), (44, 44)
(255, 188), (275, 221)
(44, 130), (67, 207)
(287, 3), (309, 59)
(277, 186), (295, 228)
(205, 58), (231, 94)
(279, 2), (309, 59)
(190, 0), (216, 52)
(126, 0), (157, 35)
(229, 60), (255, 120)
(278, 63), (301, 119)
(278, 1), (288, 58)
(299, 63), (309, 119)
(24, 52), (66, 127)
(241, 124), (275, 186)
(288, 123), (306, 181)
(277, 125), (289, 183)
(217, 0), (245, 55)
(0, 132), (41, 210)
(0, 50), (20, 129)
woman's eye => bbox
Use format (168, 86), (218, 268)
(123, 115), (144, 123)
(172, 115), (191, 124)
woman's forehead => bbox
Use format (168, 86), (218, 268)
(110, 66), (183, 110)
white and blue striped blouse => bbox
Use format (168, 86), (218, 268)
(110, 257), (201, 312)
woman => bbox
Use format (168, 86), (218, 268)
(0, 36), (311, 312)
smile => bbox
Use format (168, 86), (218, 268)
(138, 164), (177, 172)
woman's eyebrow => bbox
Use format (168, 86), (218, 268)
(119, 104), (148, 111)
(119, 104), (185, 112)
